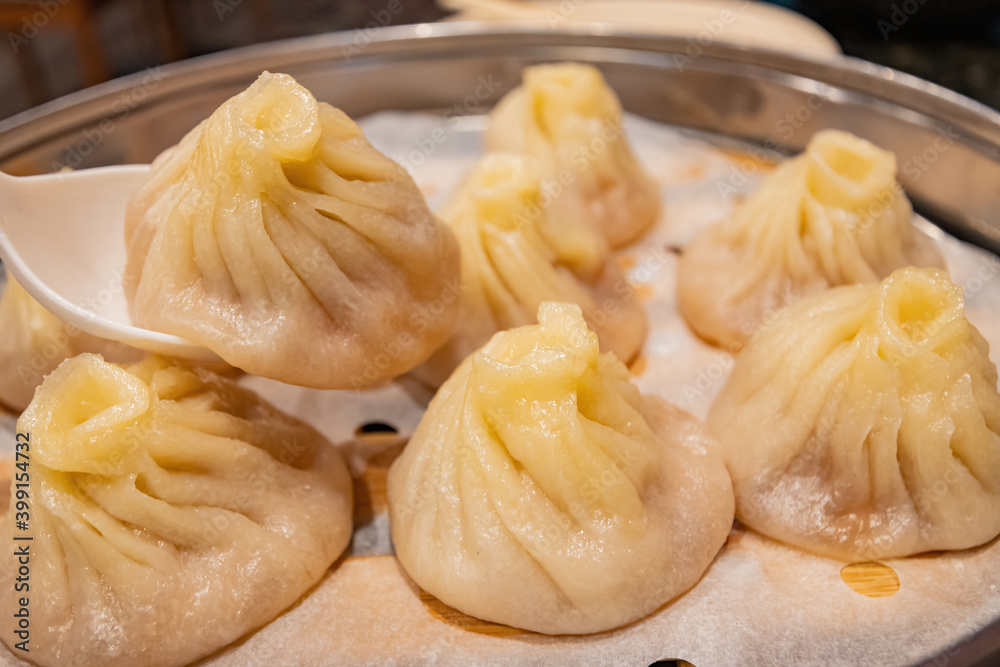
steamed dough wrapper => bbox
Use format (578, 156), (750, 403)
(677, 130), (944, 352)
(124, 72), (460, 388)
(416, 154), (647, 385)
(486, 63), (660, 248)
(710, 268), (1000, 561)
(1, 354), (352, 667)
(390, 302), (734, 634)
(0, 272), (144, 411)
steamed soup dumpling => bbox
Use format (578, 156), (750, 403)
(677, 130), (945, 352)
(390, 302), (734, 634)
(1, 354), (352, 667)
(0, 271), (144, 411)
(486, 63), (660, 248)
(709, 268), (1000, 561)
(124, 71), (460, 389)
(415, 153), (647, 386)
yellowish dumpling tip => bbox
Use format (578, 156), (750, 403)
(710, 265), (1000, 560)
(871, 267), (963, 351)
(5, 350), (353, 665)
(478, 301), (599, 368)
(524, 61), (607, 90)
(23, 354), (150, 474)
(521, 62), (620, 122)
(125, 71), (460, 389)
(389, 301), (733, 635)
(677, 128), (944, 352)
(806, 129), (897, 207)
(220, 70), (322, 161)
(486, 62), (659, 249)
(447, 153), (543, 231)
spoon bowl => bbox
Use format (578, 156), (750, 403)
(0, 166), (220, 361)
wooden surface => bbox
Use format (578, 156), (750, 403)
(840, 562), (902, 599)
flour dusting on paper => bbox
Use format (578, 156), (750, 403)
(1, 112), (998, 667)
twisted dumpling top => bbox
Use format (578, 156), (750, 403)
(710, 267), (1000, 560)
(2, 353), (352, 667)
(486, 63), (660, 248)
(415, 153), (647, 385)
(390, 302), (733, 634)
(124, 72), (459, 389)
(678, 130), (945, 352)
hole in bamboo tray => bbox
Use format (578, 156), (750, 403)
(840, 561), (900, 598)
(355, 421), (399, 436)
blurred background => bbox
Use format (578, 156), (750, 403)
(0, 0), (998, 121)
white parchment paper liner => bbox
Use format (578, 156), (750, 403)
(1, 111), (998, 667)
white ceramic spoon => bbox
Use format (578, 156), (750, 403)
(0, 166), (219, 361)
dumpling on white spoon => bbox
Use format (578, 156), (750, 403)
(414, 153), (647, 386)
(0, 354), (352, 667)
(709, 267), (1000, 561)
(390, 301), (734, 634)
(677, 130), (945, 353)
(124, 71), (460, 389)
(486, 63), (660, 248)
(0, 271), (144, 411)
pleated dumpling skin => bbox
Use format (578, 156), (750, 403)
(389, 302), (734, 635)
(415, 153), (647, 386)
(0, 272), (144, 411)
(486, 63), (660, 248)
(1, 354), (352, 667)
(124, 71), (460, 389)
(677, 130), (945, 353)
(709, 268), (1000, 561)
